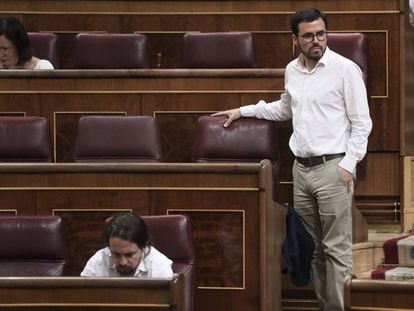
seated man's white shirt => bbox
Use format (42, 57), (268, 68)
(81, 246), (173, 278)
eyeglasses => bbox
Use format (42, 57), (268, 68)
(299, 30), (327, 43)
(0, 46), (12, 55)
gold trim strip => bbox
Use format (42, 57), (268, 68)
(167, 209), (244, 213)
(154, 110), (215, 114)
(53, 208), (132, 214)
(54, 111), (127, 115)
(198, 286), (245, 290)
(0, 303), (170, 307)
(168, 209), (246, 290)
(0, 209), (17, 215)
(40, 30), (107, 34)
(0, 112), (26, 116)
(4, 11), (402, 15)
(0, 91), (282, 94)
(0, 187), (261, 191)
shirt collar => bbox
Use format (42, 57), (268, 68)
(107, 246), (150, 277)
(295, 46), (332, 72)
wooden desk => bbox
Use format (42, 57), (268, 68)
(0, 161), (284, 311)
(344, 276), (414, 310)
(0, 275), (184, 311)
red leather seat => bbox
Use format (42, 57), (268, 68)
(73, 33), (150, 69)
(182, 32), (256, 68)
(0, 215), (66, 276)
(191, 115), (280, 201)
(0, 116), (52, 163)
(72, 115), (162, 163)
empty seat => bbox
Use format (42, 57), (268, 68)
(28, 32), (59, 68)
(0, 215), (66, 276)
(182, 32), (256, 68)
(73, 33), (150, 69)
(191, 115), (280, 201)
(73, 115), (162, 162)
(0, 116), (52, 163)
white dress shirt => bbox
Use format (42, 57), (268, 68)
(240, 47), (372, 173)
(80, 246), (174, 278)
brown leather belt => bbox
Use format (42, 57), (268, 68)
(295, 153), (345, 168)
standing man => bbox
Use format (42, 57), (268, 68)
(212, 8), (372, 311)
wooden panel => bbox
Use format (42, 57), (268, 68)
(0, 276), (185, 311)
(0, 0), (403, 13)
(402, 156), (414, 232)
(170, 209), (246, 288)
(355, 153), (400, 196)
(0, 191), (35, 215)
(0, 162), (284, 311)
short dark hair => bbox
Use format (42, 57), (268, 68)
(290, 8), (328, 36)
(0, 16), (32, 65)
(104, 213), (150, 249)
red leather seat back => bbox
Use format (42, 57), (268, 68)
(182, 32), (256, 68)
(191, 115), (280, 201)
(0, 116), (52, 163)
(74, 33), (150, 69)
(73, 115), (162, 163)
(0, 215), (66, 276)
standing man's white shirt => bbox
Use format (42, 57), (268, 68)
(240, 47), (372, 174)
(81, 246), (173, 278)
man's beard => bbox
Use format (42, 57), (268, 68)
(299, 43), (325, 61)
(116, 265), (136, 276)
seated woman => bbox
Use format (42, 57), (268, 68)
(0, 16), (54, 69)
(81, 213), (174, 278)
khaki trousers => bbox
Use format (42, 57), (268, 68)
(292, 157), (353, 311)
